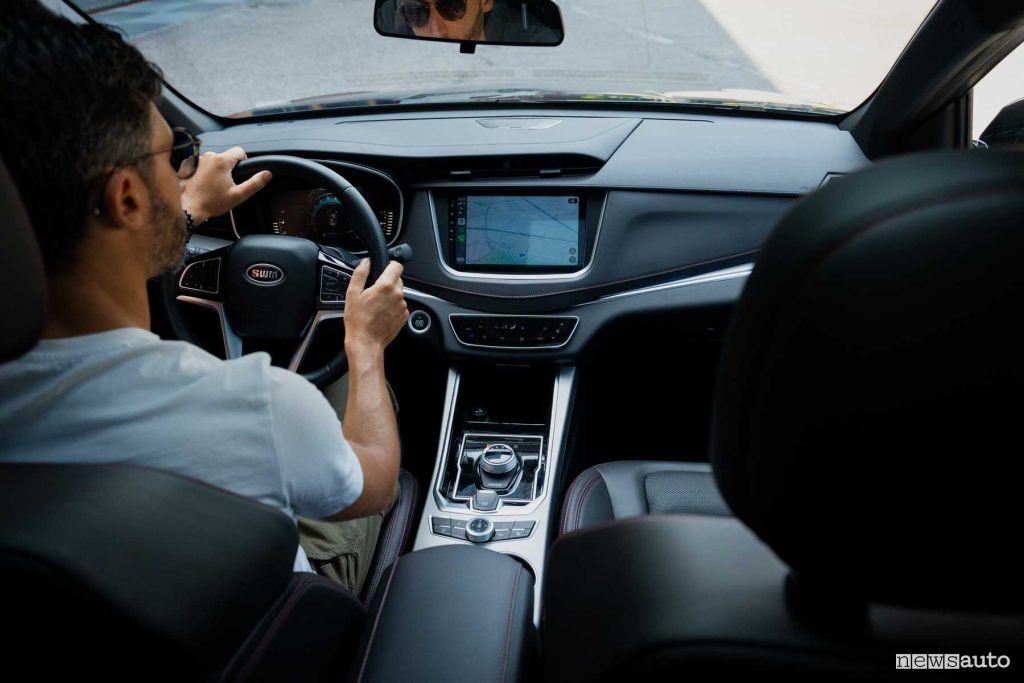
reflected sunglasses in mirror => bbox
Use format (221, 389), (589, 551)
(169, 127), (201, 179)
(397, 0), (467, 28)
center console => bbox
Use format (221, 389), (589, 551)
(412, 363), (576, 623)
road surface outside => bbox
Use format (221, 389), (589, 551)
(72, 0), (1021, 136)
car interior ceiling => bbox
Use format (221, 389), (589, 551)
(3, 0), (1024, 681)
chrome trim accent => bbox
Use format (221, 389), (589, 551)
(230, 159), (404, 252)
(427, 191), (607, 281)
(318, 250), (352, 270)
(175, 296), (242, 359)
(479, 444), (518, 475)
(407, 310), (432, 335)
(402, 286), (443, 303)
(177, 257), (221, 295)
(450, 433), (541, 506)
(230, 207), (240, 239)
(464, 517), (495, 544)
(287, 310), (345, 373)
(449, 313), (579, 350)
(244, 262), (285, 287)
(319, 265), (349, 305)
(580, 263), (754, 305)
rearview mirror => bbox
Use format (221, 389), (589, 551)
(374, 0), (564, 50)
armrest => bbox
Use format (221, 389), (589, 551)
(351, 545), (535, 683)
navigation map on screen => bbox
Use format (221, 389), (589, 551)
(453, 195), (582, 268)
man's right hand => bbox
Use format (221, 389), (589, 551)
(343, 259), (408, 358)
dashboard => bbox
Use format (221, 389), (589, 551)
(191, 107), (870, 361)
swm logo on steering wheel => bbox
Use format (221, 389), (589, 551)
(245, 263), (285, 286)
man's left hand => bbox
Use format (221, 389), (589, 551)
(180, 147), (272, 226)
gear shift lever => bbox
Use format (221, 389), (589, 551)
(476, 443), (521, 491)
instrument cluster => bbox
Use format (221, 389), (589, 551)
(231, 162), (401, 251)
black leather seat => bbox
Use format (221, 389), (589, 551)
(545, 150), (1024, 681)
(559, 461), (730, 535)
(0, 156), (419, 679)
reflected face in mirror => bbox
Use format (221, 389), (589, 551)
(398, 0), (494, 41)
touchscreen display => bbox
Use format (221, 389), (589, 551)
(452, 195), (582, 268)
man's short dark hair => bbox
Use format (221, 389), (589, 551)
(0, 2), (163, 273)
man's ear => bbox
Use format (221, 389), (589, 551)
(482, 0), (494, 12)
(98, 167), (148, 232)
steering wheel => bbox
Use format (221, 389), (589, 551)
(162, 155), (390, 388)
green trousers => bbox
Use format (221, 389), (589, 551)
(296, 375), (399, 596)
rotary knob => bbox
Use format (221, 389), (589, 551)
(465, 517), (495, 543)
(479, 443), (519, 476)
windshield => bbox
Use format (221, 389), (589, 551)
(66, 0), (936, 118)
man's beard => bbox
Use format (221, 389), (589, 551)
(469, 6), (486, 40)
(148, 193), (188, 277)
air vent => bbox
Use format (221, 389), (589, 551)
(412, 154), (603, 181)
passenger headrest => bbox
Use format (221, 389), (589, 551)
(711, 151), (1024, 613)
(0, 156), (46, 361)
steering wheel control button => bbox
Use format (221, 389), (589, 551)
(179, 258), (221, 294)
(319, 266), (351, 303)
(466, 517), (495, 544)
(450, 315), (579, 349)
(407, 310), (431, 335)
(472, 489), (500, 512)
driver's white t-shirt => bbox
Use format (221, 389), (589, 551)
(0, 327), (364, 572)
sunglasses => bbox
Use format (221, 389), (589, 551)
(397, 0), (467, 28)
(91, 127), (201, 215)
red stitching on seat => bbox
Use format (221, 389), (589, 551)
(236, 575), (319, 680)
(396, 475), (418, 557)
(356, 556), (401, 683)
(560, 472), (596, 535)
(365, 494), (400, 603)
(566, 473), (601, 535)
(499, 563), (524, 683)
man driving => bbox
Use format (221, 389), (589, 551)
(0, 5), (407, 594)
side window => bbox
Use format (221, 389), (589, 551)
(972, 43), (1024, 144)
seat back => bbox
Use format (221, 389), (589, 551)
(711, 150), (1024, 613)
(545, 151), (1024, 682)
(0, 156), (45, 362)
(0, 156), (367, 680)
(0, 464), (300, 679)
